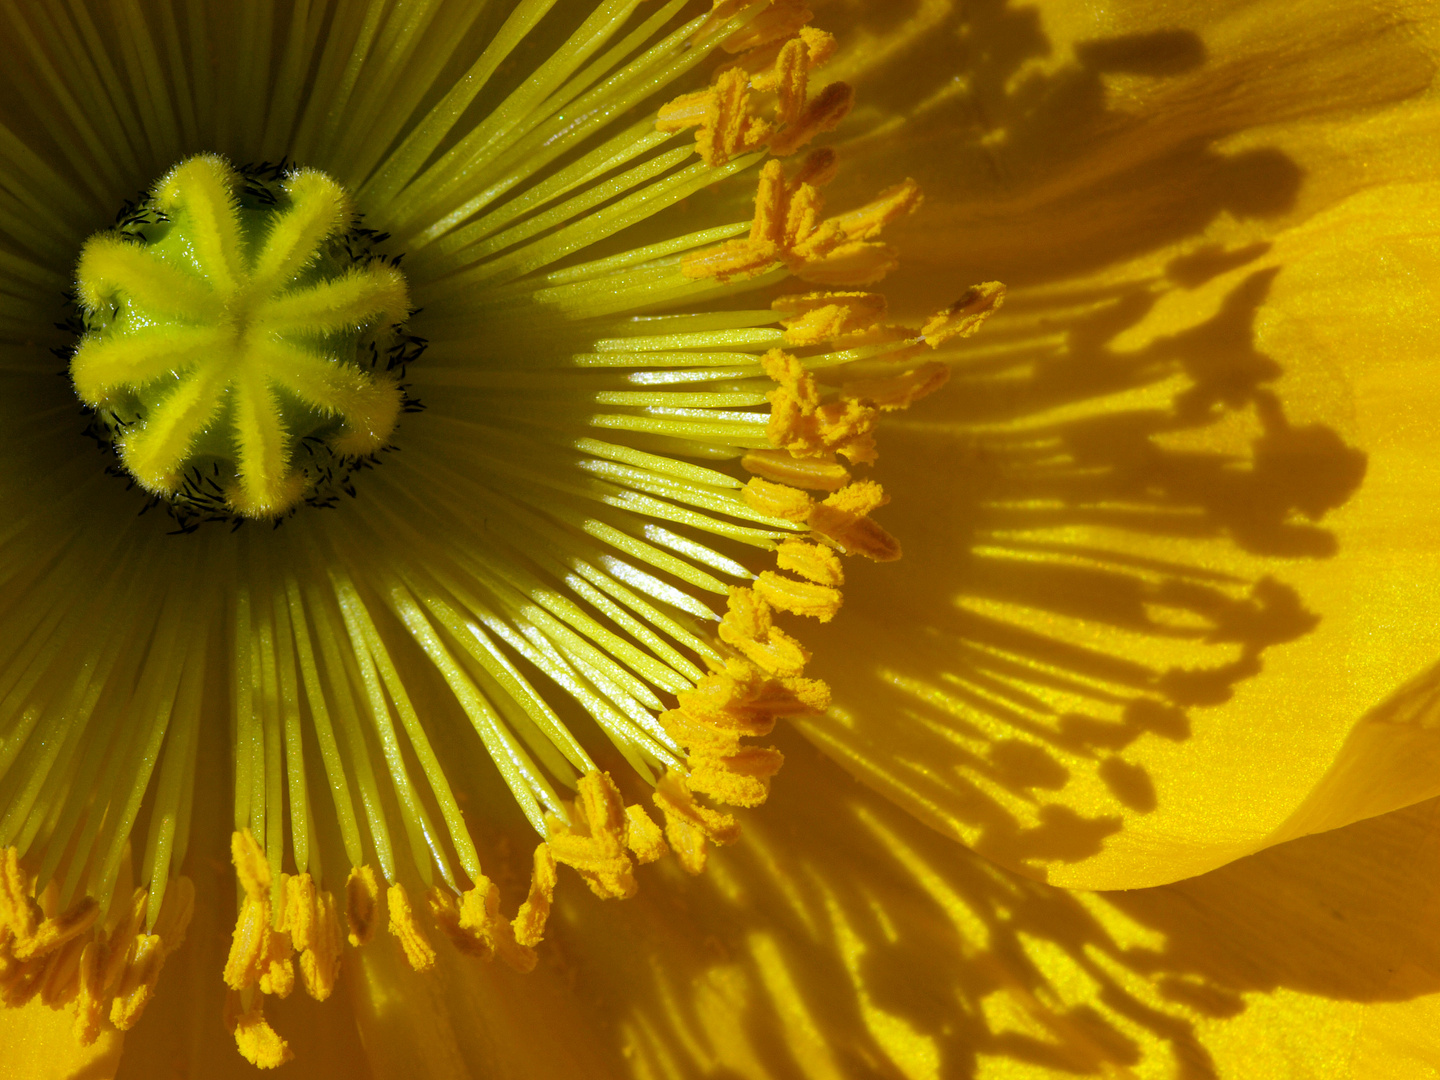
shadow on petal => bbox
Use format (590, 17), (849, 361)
(771, 0), (1440, 886)
(536, 731), (1440, 1079)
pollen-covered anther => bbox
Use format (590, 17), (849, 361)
(0, 847), (39, 947)
(684, 154), (919, 286)
(659, 657), (824, 806)
(810, 480), (902, 561)
(226, 988), (293, 1069)
(624, 806), (669, 864)
(387, 882), (437, 973)
(70, 154), (411, 520)
(545, 770), (638, 900)
(657, 67), (773, 167)
(774, 290), (900, 347)
(74, 942), (107, 1046)
(345, 864), (381, 946)
(284, 873), (342, 1001)
(427, 872), (536, 972)
(762, 348), (878, 464)
(512, 844), (558, 953)
(652, 770), (742, 875)
(108, 934), (165, 1029)
(687, 744), (786, 808)
(759, 36), (853, 158)
(841, 361), (952, 412)
(921, 281), (1007, 346)
(223, 830), (291, 995)
(755, 569), (842, 621)
(105, 881), (194, 1031)
(742, 475), (815, 521)
(775, 539), (844, 586)
(9, 894), (98, 963)
(718, 586), (810, 677)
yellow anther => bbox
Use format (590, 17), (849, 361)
(661, 657), (825, 775)
(513, 845), (558, 949)
(823, 178), (925, 243)
(423, 875), (532, 979)
(841, 361), (951, 412)
(227, 988), (293, 1069)
(741, 448), (850, 491)
(921, 282), (1007, 347)
(775, 539), (844, 586)
(108, 934), (164, 1030)
(685, 155), (917, 286)
(546, 771), (638, 900)
(100, 888), (147, 995)
(688, 744), (786, 807)
(742, 475), (814, 521)
(256, 923), (294, 999)
(762, 348), (878, 464)
(624, 806), (669, 864)
(718, 586), (811, 677)
(809, 480), (901, 561)
(755, 569), (842, 621)
(387, 882), (436, 973)
(12, 896), (98, 962)
(653, 771), (741, 875)
(38, 933), (87, 1007)
(1, 953), (46, 1008)
(73, 941), (107, 1046)
(427, 887), (476, 955)
(774, 290), (890, 346)
(763, 38), (852, 157)
(657, 68), (773, 167)
(231, 830), (270, 901)
(72, 155), (409, 520)
(0, 848), (38, 944)
(222, 848), (294, 999)
(297, 889), (343, 1001)
(282, 874), (316, 951)
(345, 864), (381, 946)
(222, 894), (270, 991)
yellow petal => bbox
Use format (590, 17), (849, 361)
(789, 0), (1440, 888)
(0, 997), (123, 1080)
(439, 733), (1440, 1080)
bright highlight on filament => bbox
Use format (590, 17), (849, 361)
(71, 155), (412, 522)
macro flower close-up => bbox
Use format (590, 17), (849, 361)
(0, 1), (1438, 1078)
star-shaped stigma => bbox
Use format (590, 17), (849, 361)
(71, 155), (409, 518)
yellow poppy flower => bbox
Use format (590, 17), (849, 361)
(0, 1), (1437, 1078)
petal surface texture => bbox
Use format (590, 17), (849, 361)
(796, 0), (1440, 886)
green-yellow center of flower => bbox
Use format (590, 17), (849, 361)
(70, 154), (413, 521)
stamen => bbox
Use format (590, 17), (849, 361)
(345, 864), (381, 947)
(0, 2), (1010, 1065)
(652, 770), (741, 874)
(682, 153), (921, 285)
(386, 883), (436, 973)
(546, 770), (639, 900)
(0, 847), (191, 1044)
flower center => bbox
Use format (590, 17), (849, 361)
(69, 155), (420, 525)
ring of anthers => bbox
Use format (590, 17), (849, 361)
(0, 0), (1005, 1068)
